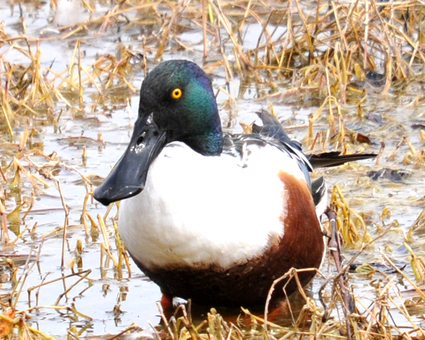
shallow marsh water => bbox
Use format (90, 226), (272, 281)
(1, 0), (425, 338)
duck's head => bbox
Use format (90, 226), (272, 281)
(94, 60), (223, 205)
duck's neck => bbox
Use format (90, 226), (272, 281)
(185, 131), (223, 156)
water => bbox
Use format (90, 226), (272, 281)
(1, 0), (425, 337)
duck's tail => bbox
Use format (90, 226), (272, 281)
(253, 109), (377, 169)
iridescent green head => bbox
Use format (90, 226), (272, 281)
(94, 60), (223, 205)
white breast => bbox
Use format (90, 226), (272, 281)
(118, 141), (309, 270)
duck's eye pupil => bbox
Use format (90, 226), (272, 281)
(172, 88), (182, 99)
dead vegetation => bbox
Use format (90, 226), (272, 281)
(1, 0), (425, 338)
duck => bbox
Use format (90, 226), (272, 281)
(94, 60), (374, 306)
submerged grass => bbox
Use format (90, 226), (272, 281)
(1, 0), (425, 338)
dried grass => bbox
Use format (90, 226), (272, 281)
(1, 0), (425, 338)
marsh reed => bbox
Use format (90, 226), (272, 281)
(1, 0), (425, 338)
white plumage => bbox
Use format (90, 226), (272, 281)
(119, 141), (310, 270)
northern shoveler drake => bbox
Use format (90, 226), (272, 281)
(93, 60), (371, 306)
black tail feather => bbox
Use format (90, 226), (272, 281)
(308, 152), (377, 168)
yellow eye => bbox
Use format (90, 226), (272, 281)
(171, 88), (182, 99)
